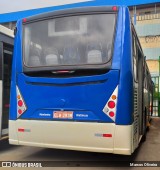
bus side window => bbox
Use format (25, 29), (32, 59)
(132, 33), (138, 82)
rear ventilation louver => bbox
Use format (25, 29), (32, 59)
(133, 88), (138, 148)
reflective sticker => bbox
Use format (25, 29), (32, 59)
(95, 133), (103, 137)
(76, 114), (88, 118)
(18, 128), (31, 132)
(95, 133), (112, 138)
(39, 113), (51, 117)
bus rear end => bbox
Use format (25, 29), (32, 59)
(9, 6), (134, 155)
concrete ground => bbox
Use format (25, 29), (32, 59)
(0, 117), (160, 170)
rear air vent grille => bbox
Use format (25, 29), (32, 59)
(133, 88), (138, 149)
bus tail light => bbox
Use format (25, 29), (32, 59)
(16, 86), (27, 118)
(108, 101), (115, 109)
(109, 111), (115, 117)
(103, 86), (118, 122)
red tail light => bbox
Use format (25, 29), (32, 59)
(18, 109), (23, 115)
(109, 111), (115, 117)
(108, 101), (115, 109)
(16, 86), (27, 118)
(18, 100), (23, 107)
(103, 86), (118, 122)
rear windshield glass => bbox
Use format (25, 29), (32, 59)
(23, 14), (116, 68)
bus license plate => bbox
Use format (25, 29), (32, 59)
(53, 111), (73, 119)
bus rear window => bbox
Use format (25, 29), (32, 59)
(23, 14), (116, 69)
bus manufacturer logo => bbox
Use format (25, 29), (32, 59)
(53, 111), (73, 119)
(39, 113), (51, 117)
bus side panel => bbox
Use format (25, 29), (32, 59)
(115, 7), (134, 125)
(10, 20), (22, 121)
(111, 6), (122, 70)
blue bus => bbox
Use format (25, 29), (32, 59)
(9, 6), (153, 155)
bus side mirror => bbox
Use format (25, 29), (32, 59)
(14, 27), (17, 36)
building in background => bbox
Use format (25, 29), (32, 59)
(130, 3), (160, 77)
(129, 3), (160, 116)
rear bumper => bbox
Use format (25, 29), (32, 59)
(9, 120), (133, 155)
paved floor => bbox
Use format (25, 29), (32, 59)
(0, 117), (160, 169)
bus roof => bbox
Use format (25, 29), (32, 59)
(22, 6), (120, 23)
(0, 25), (14, 38)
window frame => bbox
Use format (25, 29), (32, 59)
(22, 12), (118, 73)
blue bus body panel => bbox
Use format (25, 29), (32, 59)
(10, 6), (134, 125)
(9, 20), (22, 120)
(111, 7), (122, 69)
(15, 70), (119, 122)
(115, 7), (133, 125)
